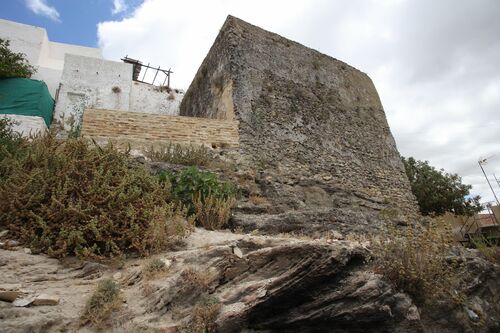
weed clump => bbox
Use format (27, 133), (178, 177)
(161, 166), (235, 229)
(80, 279), (121, 328)
(194, 193), (235, 230)
(143, 258), (169, 279)
(0, 131), (191, 258)
(146, 143), (211, 166)
(183, 296), (221, 333)
(371, 219), (464, 305)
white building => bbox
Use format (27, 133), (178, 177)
(0, 19), (102, 98)
(0, 19), (182, 134)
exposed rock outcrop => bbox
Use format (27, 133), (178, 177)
(0, 229), (498, 332)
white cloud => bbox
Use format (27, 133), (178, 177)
(25, 0), (60, 22)
(111, 0), (127, 15)
(97, 0), (500, 204)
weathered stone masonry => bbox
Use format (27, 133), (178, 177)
(181, 16), (419, 233)
(81, 108), (239, 148)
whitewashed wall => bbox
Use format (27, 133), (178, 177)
(0, 19), (102, 98)
(129, 81), (182, 115)
(53, 54), (132, 130)
(1, 114), (47, 137)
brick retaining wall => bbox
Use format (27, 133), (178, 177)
(80, 108), (239, 148)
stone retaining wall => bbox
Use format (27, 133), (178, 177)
(80, 108), (239, 148)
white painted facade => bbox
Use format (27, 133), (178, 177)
(0, 19), (102, 98)
(53, 54), (183, 131)
(1, 114), (48, 137)
(1, 19), (182, 134)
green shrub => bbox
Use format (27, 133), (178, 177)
(0, 38), (36, 78)
(0, 117), (23, 161)
(80, 279), (121, 327)
(145, 143), (211, 166)
(371, 219), (464, 305)
(161, 166), (235, 216)
(0, 132), (191, 258)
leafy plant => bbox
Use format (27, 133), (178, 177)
(161, 166), (235, 216)
(80, 279), (121, 327)
(0, 38), (36, 78)
(0, 117), (23, 160)
(402, 157), (482, 216)
(0, 131), (191, 258)
(371, 219), (464, 305)
(145, 143), (211, 166)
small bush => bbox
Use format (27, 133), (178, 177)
(194, 193), (234, 230)
(371, 219), (463, 305)
(80, 279), (121, 327)
(471, 235), (500, 265)
(183, 296), (221, 333)
(0, 38), (36, 78)
(0, 117), (23, 161)
(143, 258), (169, 279)
(145, 143), (211, 166)
(181, 267), (214, 291)
(161, 166), (235, 216)
(0, 132), (191, 258)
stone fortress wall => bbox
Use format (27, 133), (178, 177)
(179, 16), (419, 233)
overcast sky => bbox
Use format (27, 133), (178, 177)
(8, 0), (500, 204)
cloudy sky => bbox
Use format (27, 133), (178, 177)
(2, 0), (500, 203)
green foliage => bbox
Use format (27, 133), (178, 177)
(161, 166), (235, 216)
(371, 219), (464, 305)
(80, 279), (121, 327)
(402, 157), (482, 216)
(0, 117), (23, 160)
(471, 235), (500, 265)
(145, 143), (211, 166)
(0, 131), (190, 258)
(0, 38), (36, 78)
(146, 258), (167, 273)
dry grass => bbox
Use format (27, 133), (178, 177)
(371, 219), (464, 305)
(181, 267), (215, 292)
(145, 142), (211, 166)
(183, 297), (221, 333)
(143, 258), (170, 280)
(471, 236), (500, 265)
(80, 279), (122, 328)
(194, 193), (235, 230)
(249, 194), (268, 205)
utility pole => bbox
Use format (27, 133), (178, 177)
(494, 173), (500, 190)
(478, 158), (500, 205)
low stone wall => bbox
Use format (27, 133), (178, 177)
(80, 108), (239, 148)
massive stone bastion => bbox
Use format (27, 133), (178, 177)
(180, 16), (419, 234)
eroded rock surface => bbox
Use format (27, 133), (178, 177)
(0, 229), (497, 332)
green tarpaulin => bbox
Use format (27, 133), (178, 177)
(0, 78), (54, 127)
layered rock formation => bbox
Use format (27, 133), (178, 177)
(1, 230), (498, 332)
(180, 16), (419, 235)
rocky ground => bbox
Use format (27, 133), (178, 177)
(1, 228), (498, 333)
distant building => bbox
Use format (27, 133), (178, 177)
(0, 19), (182, 135)
(0, 19), (102, 98)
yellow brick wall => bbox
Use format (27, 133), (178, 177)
(81, 108), (239, 148)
